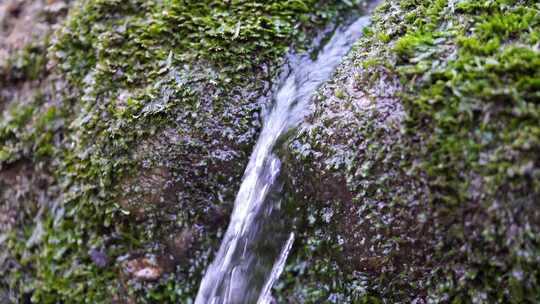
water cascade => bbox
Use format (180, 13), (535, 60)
(196, 16), (370, 304)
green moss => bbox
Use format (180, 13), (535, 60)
(0, 147), (11, 163)
(393, 31), (433, 58)
(0, 42), (49, 82)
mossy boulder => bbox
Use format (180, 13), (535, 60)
(280, 0), (540, 303)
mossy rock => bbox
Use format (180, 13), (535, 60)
(281, 0), (540, 302)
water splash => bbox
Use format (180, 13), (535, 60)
(196, 16), (370, 304)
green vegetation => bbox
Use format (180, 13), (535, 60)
(282, 0), (540, 302)
(0, 43), (49, 82)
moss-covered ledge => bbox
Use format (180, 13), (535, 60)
(280, 0), (540, 302)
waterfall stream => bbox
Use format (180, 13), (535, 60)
(196, 16), (370, 304)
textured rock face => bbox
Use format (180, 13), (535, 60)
(278, 47), (432, 303)
(280, 0), (540, 303)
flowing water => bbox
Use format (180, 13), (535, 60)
(195, 16), (370, 304)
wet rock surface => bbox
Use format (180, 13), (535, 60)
(279, 48), (432, 302)
(280, 0), (540, 302)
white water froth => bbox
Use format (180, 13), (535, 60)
(196, 16), (370, 304)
